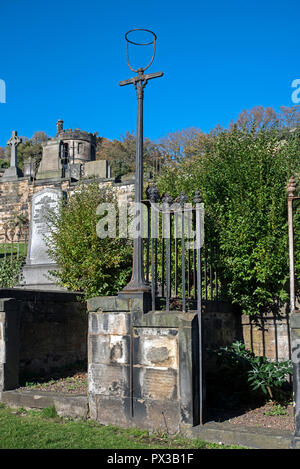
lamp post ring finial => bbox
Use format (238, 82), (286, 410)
(125, 29), (157, 73)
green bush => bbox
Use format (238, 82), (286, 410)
(0, 256), (25, 287)
(157, 125), (300, 315)
(46, 181), (132, 299)
(0, 159), (9, 169)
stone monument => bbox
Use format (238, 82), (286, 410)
(20, 188), (65, 290)
(2, 131), (22, 180)
(36, 119), (97, 180)
(84, 160), (111, 179)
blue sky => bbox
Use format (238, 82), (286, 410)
(0, 0), (299, 146)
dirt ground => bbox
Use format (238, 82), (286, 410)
(208, 401), (294, 432)
(18, 371), (88, 395)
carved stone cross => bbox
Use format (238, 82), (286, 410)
(7, 130), (22, 168)
(2, 130), (23, 180)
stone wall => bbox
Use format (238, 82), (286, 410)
(0, 289), (87, 393)
(0, 176), (134, 243)
(203, 302), (292, 362)
(0, 178), (32, 242)
(241, 310), (291, 361)
(87, 297), (245, 433)
(87, 297), (293, 432)
(0, 178), (70, 243)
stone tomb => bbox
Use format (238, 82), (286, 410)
(20, 188), (64, 290)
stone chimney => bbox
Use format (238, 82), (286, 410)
(56, 119), (64, 136)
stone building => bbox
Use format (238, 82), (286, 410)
(35, 119), (97, 180)
(0, 120), (126, 244)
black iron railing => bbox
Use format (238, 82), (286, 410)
(1, 217), (29, 262)
(143, 186), (219, 314)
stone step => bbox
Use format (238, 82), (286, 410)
(184, 421), (294, 449)
(1, 390), (89, 420)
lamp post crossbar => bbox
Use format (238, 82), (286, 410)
(119, 71), (163, 88)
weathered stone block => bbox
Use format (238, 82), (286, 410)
(84, 160), (111, 179)
(90, 395), (181, 433)
(53, 395), (88, 420)
(88, 363), (129, 397)
(110, 335), (129, 364)
(90, 395), (130, 428)
(135, 367), (178, 401)
(88, 334), (110, 365)
(134, 327), (178, 369)
(88, 334), (129, 365)
(143, 399), (181, 434)
(0, 340), (5, 363)
(87, 296), (129, 313)
(89, 312), (130, 336)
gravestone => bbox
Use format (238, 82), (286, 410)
(84, 160), (111, 179)
(20, 188), (65, 290)
(2, 131), (22, 180)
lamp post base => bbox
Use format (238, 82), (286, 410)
(118, 288), (152, 314)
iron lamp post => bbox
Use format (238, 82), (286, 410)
(119, 29), (163, 299)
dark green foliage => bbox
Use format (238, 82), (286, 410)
(0, 158), (9, 169)
(0, 255), (25, 287)
(46, 182), (132, 299)
(157, 125), (300, 315)
(213, 341), (292, 400)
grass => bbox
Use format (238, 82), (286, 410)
(0, 403), (244, 450)
(0, 242), (26, 258)
(263, 403), (289, 417)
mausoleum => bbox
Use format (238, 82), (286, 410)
(36, 119), (97, 180)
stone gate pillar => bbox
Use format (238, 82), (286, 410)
(87, 296), (200, 433)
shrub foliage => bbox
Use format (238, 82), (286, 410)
(0, 255), (25, 288)
(157, 125), (300, 315)
(213, 341), (292, 400)
(46, 182), (132, 299)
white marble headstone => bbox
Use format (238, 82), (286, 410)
(21, 188), (64, 289)
(27, 188), (62, 265)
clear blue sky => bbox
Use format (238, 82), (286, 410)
(0, 0), (299, 146)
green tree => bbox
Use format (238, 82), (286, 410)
(46, 181), (132, 299)
(0, 159), (9, 169)
(96, 131), (162, 179)
(157, 108), (300, 315)
(0, 147), (6, 159)
(157, 127), (202, 162)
